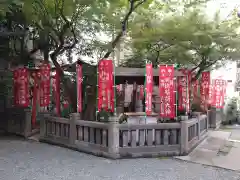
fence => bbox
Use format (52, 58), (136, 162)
(39, 113), (208, 159)
(0, 107), (39, 138)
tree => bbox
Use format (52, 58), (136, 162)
(123, 8), (240, 80)
(4, 0), (151, 116)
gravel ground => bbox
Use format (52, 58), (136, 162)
(0, 137), (240, 180)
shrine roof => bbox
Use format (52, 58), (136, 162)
(115, 67), (184, 77)
(63, 60), (184, 77)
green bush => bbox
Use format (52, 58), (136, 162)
(224, 97), (238, 124)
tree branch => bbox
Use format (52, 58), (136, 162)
(103, 0), (146, 59)
(155, 50), (160, 65)
(192, 58), (218, 82)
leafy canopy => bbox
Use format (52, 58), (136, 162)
(124, 7), (240, 78)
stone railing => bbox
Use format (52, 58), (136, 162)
(39, 113), (208, 159)
(40, 115), (71, 144)
(118, 123), (181, 157)
(183, 115), (208, 153)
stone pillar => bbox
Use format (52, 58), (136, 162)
(23, 108), (32, 138)
(69, 113), (80, 145)
(208, 107), (222, 129)
(209, 107), (216, 128)
(197, 115), (201, 140)
(39, 112), (50, 138)
(206, 112), (209, 131)
(180, 120), (189, 155)
(108, 116), (120, 159)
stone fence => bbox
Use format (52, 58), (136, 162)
(0, 107), (39, 138)
(39, 113), (208, 159)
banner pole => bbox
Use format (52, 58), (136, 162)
(96, 61), (99, 121)
(186, 73), (189, 115)
(113, 60), (117, 117)
(144, 59), (147, 122)
(175, 76), (178, 120)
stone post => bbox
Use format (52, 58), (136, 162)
(108, 116), (120, 159)
(209, 107), (216, 128)
(197, 115), (201, 140)
(180, 120), (189, 155)
(206, 112), (209, 131)
(69, 113), (80, 146)
(23, 109), (32, 138)
(39, 112), (50, 138)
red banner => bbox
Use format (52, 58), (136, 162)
(180, 69), (190, 94)
(31, 72), (38, 127)
(108, 60), (114, 112)
(76, 63), (83, 113)
(98, 60), (114, 112)
(212, 79), (225, 108)
(145, 64), (153, 115)
(40, 63), (51, 107)
(177, 75), (189, 111)
(13, 67), (29, 107)
(159, 65), (175, 118)
(208, 83), (213, 105)
(52, 71), (61, 116)
(179, 69), (191, 111)
(200, 71), (210, 110)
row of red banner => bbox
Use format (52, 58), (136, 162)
(97, 61), (227, 117)
(13, 60), (226, 119)
(13, 63), (83, 114)
(13, 67), (29, 107)
(13, 64), (52, 108)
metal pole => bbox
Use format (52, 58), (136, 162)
(144, 59), (147, 123)
(186, 73), (189, 115)
(175, 76), (178, 120)
(96, 61), (99, 121)
(113, 59), (117, 116)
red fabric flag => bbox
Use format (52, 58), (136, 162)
(145, 63), (153, 115)
(76, 63), (83, 113)
(40, 63), (51, 107)
(177, 75), (188, 111)
(159, 65), (175, 118)
(178, 69), (190, 112)
(31, 73), (38, 127)
(52, 70), (61, 116)
(98, 60), (114, 112)
(211, 79), (225, 108)
(13, 67), (29, 107)
(200, 71), (210, 110)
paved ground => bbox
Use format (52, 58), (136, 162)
(0, 136), (240, 180)
(175, 127), (240, 172)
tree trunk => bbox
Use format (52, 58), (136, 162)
(83, 86), (97, 120)
(51, 55), (77, 112)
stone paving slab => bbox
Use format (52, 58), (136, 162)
(175, 129), (240, 171)
(175, 131), (233, 169)
(1, 137), (240, 180)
